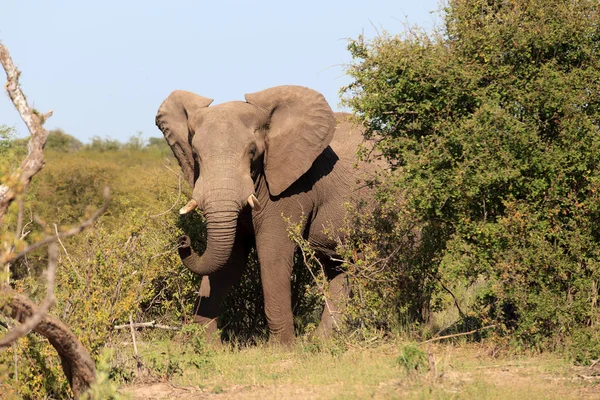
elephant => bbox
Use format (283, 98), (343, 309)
(155, 85), (374, 345)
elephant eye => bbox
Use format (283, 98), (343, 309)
(248, 143), (257, 159)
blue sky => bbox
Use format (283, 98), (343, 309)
(0, 1), (441, 143)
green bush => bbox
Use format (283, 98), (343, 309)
(0, 125), (27, 177)
(397, 343), (429, 375)
(87, 136), (122, 152)
(45, 129), (83, 152)
(343, 0), (600, 355)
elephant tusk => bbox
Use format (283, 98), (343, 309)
(199, 275), (211, 297)
(247, 194), (262, 212)
(179, 199), (198, 215)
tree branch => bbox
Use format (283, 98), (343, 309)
(113, 320), (181, 331)
(0, 41), (53, 221)
(0, 242), (57, 348)
(4, 187), (110, 264)
(421, 325), (497, 344)
(1, 288), (96, 398)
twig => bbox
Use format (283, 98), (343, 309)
(54, 223), (84, 285)
(0, 243), (58, 348)
(330, 244), (405, 283)
(295, 235), (340, 331)
(150, 172), (182, 218)
(16, 197), (24, 241)
(114, 320), (181, 331)
(164, 165), (182, 178)
(421, 325), (497, 344)
(13, 339), (18, 382)
(435, 276), (465, 318)
(5, 187), (110, 264)
(4, 199), (26, 286)
(129, 314), (142, 372)
(149, 243), (180, 260)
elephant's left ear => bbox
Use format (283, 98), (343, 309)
(245, 85), (336, 197)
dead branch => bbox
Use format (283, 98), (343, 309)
(0, 41), (53, 221)
(1, 288), (96, 398)
(435, 276), (465, 318)
(150, 171), (182, 218)
(0, 242), (58, 348)
(421, 325), (497, 344)
(5, 187), (110, 264)
(113, 320), (181, 331)
(54, 223), (84, 285)
(129, 314), (142, 372)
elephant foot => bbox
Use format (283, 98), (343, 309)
(268, 329), (295, 348)
(192, 315), (221, 346)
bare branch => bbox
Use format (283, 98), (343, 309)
(150, 172), (182, 218)
(421, 325), (497, 344)
(5, 187), (110, 264)
(129, 314), (142, 372)
(54, 223), (84, 286)
(0, 41), (53, 221)
(435, 276), (465, 319)
(113, 320), (181, 331)
(0, 288), (96, 398)
(0, 242), (58, 348)
(16, 197), (24, 240)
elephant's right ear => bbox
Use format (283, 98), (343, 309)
(155, 90), (213, 187)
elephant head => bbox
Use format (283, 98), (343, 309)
(155, 85), (336, 275)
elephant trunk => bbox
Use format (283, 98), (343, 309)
(178, 197), (240, 276)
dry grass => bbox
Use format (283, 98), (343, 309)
(115, 336), (600, 399)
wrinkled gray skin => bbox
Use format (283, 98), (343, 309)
(156, 85), (371, 345)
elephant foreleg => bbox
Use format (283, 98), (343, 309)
(256, 231), (297, 346)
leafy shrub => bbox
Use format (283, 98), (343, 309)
(45, 129), (83, 152)
(343, 0), (600, 355)
(87, 136), (122, 152)
(0, 125), (27, 177)
(397, 343), (429, 375)
(337, 175), (438, 335)
(0, 124), (16, 155)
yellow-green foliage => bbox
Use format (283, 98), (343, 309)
(1, 144), (202, 397)
(0, 125), (26, 191)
